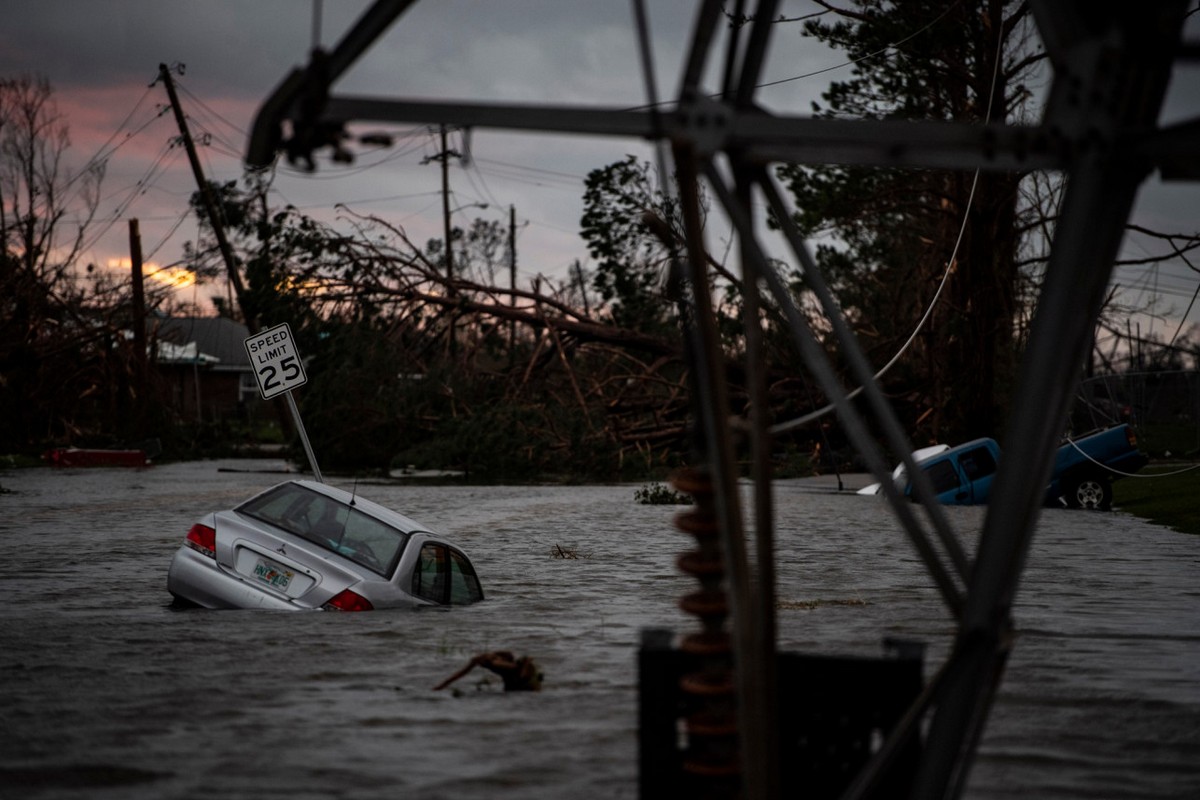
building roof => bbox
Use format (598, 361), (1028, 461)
(153, 316), (251, 370)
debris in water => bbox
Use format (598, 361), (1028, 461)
(550, 543), (587, 559)
(433, 651), (543, 692)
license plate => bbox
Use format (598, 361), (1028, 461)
(252, 558), (294, 592)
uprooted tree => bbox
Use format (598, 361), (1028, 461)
(179, 141), (873, 479)
(183, 172), (719, 477)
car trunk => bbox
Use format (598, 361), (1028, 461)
(212, 510), (366, 609)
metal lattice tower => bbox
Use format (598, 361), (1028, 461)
(245, 2), (1196, 797)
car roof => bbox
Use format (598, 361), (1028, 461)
(921, 438), (997, 462)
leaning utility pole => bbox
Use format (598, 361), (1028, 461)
(159, 63), (298, 446)
(158, 63), (256, 334)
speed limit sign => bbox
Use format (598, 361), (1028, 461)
(244, 322), (307, 400)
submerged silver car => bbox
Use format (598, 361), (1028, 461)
(167, 480), (483, 611)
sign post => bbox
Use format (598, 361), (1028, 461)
(243, 322), (323, 482)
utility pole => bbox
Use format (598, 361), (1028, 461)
(509, 204), (517, 358)
(158, 63), (256, 333)
(439, 124), (456, 355)
(129, 219), (148, 431)
(129, 219), (147, 378)
(572, 259), (590, 316)
(159, 64), (299, 445)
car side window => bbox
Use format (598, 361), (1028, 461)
(958, 447), (997, 480)
(448, 549), (484, 604)
(925, 459), (961, 494)
(411, 544), (483, 605)
(412, 544), (448, 603)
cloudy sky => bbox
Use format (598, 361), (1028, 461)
(3, 1), (1199, 342)
(1, 1), (830, 303)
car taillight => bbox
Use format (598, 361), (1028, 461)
(323, 589), (374, 612)
(185, 523), (216, 558)
(1126, 427), (1138, 447)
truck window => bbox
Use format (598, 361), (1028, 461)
(958, 447), (997, 480)
(924, 459), (961, 494)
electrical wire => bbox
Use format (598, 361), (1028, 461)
(178, 80), (248, 139)
(754, 1), (963, 91)
(143, 208), (194, 262)
(274, 136), (433, 180)
(771, 2), (1003, 435)
(62, 101), (173, 220)
(472, 157), (585, 183)
(473, 162), (581, 191)
(79, 139), (183, 255)
(1154, 241), (1200, 347)
(64, 84), (159, 192)
(461, 159), (503, 209)
(1064, 437), (1200, 477)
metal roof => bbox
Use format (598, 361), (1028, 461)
(152, 317), (251, 371)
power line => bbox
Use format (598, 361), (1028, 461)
(177, 80), (248, 139)
(80, 140), (183, 255)
(298, 189), (443, 210)
(754, 2), (963, 90)
(143, 207), (194, 262)
(772, 0), (1002, 435)
(472, 156), (585, 183)
(65, 84), (159, 190)
(461, 160), (503, 208)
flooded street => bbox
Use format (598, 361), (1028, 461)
(1, 460), (1197, 799)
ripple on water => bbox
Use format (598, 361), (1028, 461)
(0, 461), (1197, 799)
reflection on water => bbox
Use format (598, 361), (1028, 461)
(1, 461), (1197, 798)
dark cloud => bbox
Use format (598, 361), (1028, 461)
(3, 2), (1196, 328)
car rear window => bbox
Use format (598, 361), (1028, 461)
(238, 483), (409, 577)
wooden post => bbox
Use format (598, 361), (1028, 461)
(509, 204), (517, 359)
(572, 259), (590, 316)
(129, 218), (148, 401)
(129, 217), (148, 376)
(441, 124), (455, 355)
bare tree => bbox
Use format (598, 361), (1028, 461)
(1, 75), (103, 289)
(0, 75), (141, 448)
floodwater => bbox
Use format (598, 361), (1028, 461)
(0, 460), (1197, 799)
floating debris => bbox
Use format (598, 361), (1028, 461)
(549, 543), (588, 559)
(433, 651), (543, 692)
(634, 483), (694, 505)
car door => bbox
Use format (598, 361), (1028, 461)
(922, 457), (969, 504)
(955, 445), (998, 504)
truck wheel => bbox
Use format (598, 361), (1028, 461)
(1065, 475), (1112, 510)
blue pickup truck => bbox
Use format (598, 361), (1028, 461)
(903, 424), (1147, 510)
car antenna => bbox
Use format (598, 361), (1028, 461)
(334, 476), (358, 546)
